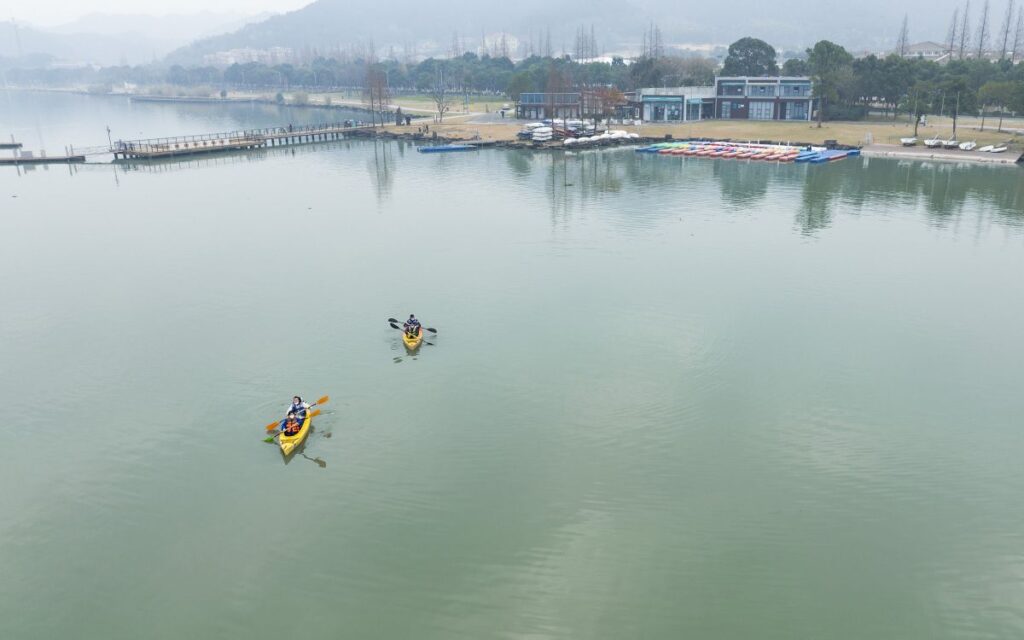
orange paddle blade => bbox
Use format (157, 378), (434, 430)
(316, 395), (329, 405)
(309, 409), (321, 418)
(265, 421), (280, 432)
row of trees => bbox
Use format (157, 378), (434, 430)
(718, 35), (1024, 127)
(5, 32), (1024, 128)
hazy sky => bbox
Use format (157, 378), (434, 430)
(3, 0), (311, 26)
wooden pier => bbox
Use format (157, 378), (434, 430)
(111, 122), (366, 160)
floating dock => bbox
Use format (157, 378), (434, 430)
(417, 144), (478, 153)
(0, 150), (85, 165)
(636, 141), (860, 164)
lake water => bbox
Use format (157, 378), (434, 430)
(2, 90), (1024, 639)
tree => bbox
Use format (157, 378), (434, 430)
(641, 22), (664, 59)
(948, 7), (960, 56)
(977, 0), (991, 57)
(960, 1), (972, 58)
(430, 66), (452, 122)
(505, 71), (533, 100)
(978, 80), (1015, 129)
(807, 40), (854, 127)
(363, 63), (390, 128)
(1014, 7), (1024, 61)
(896, 14), (910, 56)
(722, 37), (779, 76)
(999, 0), (1018, 58)
(908, 81), (934, 136)
(782, 58), (810, 75)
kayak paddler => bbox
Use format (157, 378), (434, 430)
(287, 395), (310, 420)
(403, 314), (421, 337)
(281, 413), (302, 436)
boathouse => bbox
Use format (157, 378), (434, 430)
(638, 87), (716, 122)
(714, 76), (814, 121)
(515, 93), (582, 120)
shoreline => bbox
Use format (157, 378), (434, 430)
(860, 144), (1022, 165)
(5, 87), (1020, 167)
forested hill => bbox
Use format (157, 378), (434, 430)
(168, 0), (963, 63)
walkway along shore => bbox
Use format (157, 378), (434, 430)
(860, 144), (1023, 165)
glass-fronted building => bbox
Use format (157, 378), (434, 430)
(713, 77), (814, 121)
(638, 77), (815, 123)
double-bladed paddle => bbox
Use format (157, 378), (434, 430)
(387, 318), (437, 334)
(263, 395), (329, 432)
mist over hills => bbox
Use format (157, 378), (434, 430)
(169, 0), (967, 63)
(1, 12), (271, 66)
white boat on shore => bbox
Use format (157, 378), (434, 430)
(990, 146), (1008, 153)
(978, 144), (995, 152)
(942, 139), (960, 149)
(900, 137), (918, 146)
(959, 141), (977, 151)
(924, 138), (943, 148)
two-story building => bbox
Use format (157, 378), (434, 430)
(713, 76), (814, 121)
(638, 86), (716, 122)
(519, 77), (815, 123)
(515, 93), (582, 120)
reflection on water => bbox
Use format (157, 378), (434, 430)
(522, 150), (1024, 236)
(368, 139), (394, 201)
(3, 91), (1024, 640)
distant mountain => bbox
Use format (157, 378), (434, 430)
(1, 12), (272, 67)
(169, 0), (965, 63)
(49, 12), (274, 42)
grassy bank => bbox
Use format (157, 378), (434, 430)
(391, 116), (1023, 151)
(634, 116), (1022, 148)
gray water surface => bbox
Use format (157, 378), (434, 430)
(2, 91), (1024, 639)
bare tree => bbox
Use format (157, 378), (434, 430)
(977, 0), (991, 57)
(896, 14), (910, 55)
(999, 0), (1017, 57)
(948, 7), (960, 55)
(430, 67), (452, 122)
(364, 67), (389, 128)
(960, 1), (972, 58)
(1013, 7), (1024, 60)
(642, 22), (664, 58)
(450, 31), (462, 58)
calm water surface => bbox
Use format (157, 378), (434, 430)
(2, 91), (1024, 639)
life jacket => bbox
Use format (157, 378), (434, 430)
(289, 402), (308, 418)
(284, 419), (300, 434)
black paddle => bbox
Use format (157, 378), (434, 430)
(387, 318), (438, 333)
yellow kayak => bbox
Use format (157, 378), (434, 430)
(278, 411), (312, 457)
(402, 326), (424, 350)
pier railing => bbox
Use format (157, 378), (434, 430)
(111, 122), (357, 151)
(110, 122), (366, 159)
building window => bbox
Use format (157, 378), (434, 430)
(785, 102), (808, 120)
(721, 101), (731, 118)
(750, 101), (774, 120)
(749, 85), (775, 97)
